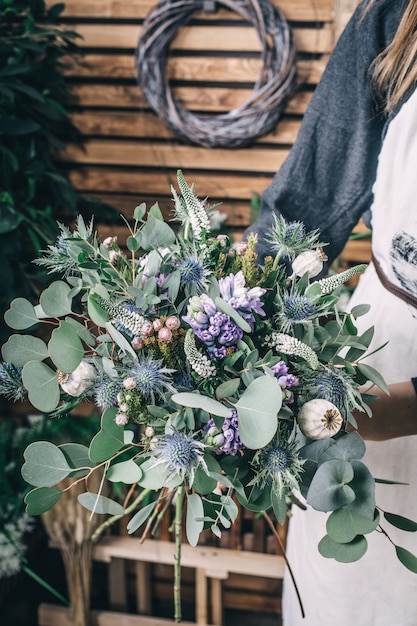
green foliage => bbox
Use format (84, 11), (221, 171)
(0, 1), (116, 339)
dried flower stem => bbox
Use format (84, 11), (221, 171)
(262, 511), (305, 619)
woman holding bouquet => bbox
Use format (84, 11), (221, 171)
(246, 0), (417, 624)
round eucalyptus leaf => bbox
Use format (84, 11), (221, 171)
(22, 441), (72, 487)
(78, 492), (125, 515)
(89, 429), (124, 463)
(235, 376), (282, 449)
(106, 459), (142, 484)
(2, 334), (48, 366)
(22, 361), (60, 412)
(346, 461), (375, 520)
(138, 458), (182, 489)
(321, 432), (366, 462)
(101, 406), (126, 439)
(318, 534), (368, 563)
(307, 459), (355, 512)
(140, 216), (176, 251)
(171, 392), (231, 418)
(65, 317), (96, 346)
(4, 298), (39, 330)
(126, 235), (140, 252)
(48, 321), (84, 373)
(186, 493), (204, 547)
(326, 508), (380, 543)
(215, 378), (240, 400)
(59, 443), (95, 477)
(127, 501), (157, 534)
(24, 486), (63, 515)
(39, 281), (73, 317)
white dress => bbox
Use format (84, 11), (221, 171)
(282, 88), (417, 625)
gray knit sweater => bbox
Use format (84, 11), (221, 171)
(246, 0), (410, 265)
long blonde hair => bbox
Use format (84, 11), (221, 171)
(369, 0), (417, 112)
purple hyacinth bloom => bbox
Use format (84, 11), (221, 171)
(271, 361), (289, 377)
(219, 271), (266, 324)
(205, 409), (244, 456)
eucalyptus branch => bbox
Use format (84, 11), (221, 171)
(91, 488), (152, 542)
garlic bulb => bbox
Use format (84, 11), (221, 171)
(292, 248), (328, 278)
(58, 361), (96, 397)
(297, 398), (343, 440)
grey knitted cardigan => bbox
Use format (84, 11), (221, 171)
(246, 0), (411, 265)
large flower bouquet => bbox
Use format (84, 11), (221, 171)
(1, 171), (416, 620)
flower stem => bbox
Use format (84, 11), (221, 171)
(262, 511), (305, 619)
(174, 485), (185, 622)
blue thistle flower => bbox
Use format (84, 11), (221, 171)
(175, 241), (211, 296)
(302, 366), (359, 414)
(267, 215), (323, 261)
(95, 377), (123, 409)
(129, 356), (175, 402)
(250, 431), (304, 498)
(283, 294), (315, 322)
(149, 431), (207, 484)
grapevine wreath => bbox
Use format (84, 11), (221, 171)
(136, 0), (296, 148)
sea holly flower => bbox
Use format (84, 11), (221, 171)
(94, 376), (123, 409)
(173, 240), (212, 296)
(267, 215), (323, 261)
(250, 431), (304, 498)
(128, 356), (176, 402)
(34, 216), (95, 277)
(301, 365), (362, 415)
(147, 431), (207, 485)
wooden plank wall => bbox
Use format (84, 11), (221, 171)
(49, 0), (368, 258)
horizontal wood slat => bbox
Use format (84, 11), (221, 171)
(69, 110), (302, 144)
(65, 54), (328, 86)
(72, 23), (333, 54)
(61, 139), (288, 173)
(69, 83), (312, 114)
(68, 168), (272, 200)
(50, 0), (336, 22)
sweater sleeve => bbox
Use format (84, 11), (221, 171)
(245, 0), (406, 264)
